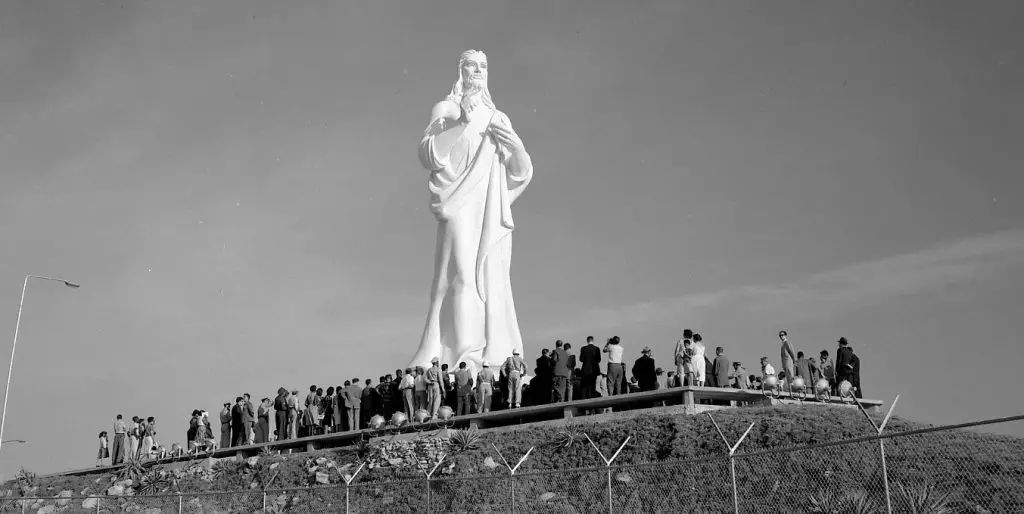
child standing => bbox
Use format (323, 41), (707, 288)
(96, 431), (110, 466)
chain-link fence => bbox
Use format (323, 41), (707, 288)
(4, 414), (1022, 513)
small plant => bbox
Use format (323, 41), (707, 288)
(895, 481), (955, 514)
(116, 457), (147, 483)
(136, 469), (172, 495)
(552, 420), (585, 449)
(809, 488), (883, 514)
(354, 438), (373, 460)
(844, 489), (882, 514)
(808, 488), (840, 513)
(449, 427), (483, 453)
(14, 467), (36, 496)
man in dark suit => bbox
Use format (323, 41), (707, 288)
(631, 346), (657, 392)
(836, 337), (855, 390)
(230, 397), (246, 447)
(551, 340), (571, 402)
(534, 349), (553, 405)
(563, 343), (578, 401)
(850, 352), (862, 398)
(579, 336), (602, 400)
(342, 380), (363, 430)
(360, 379), (379, 427)
(712, 347), (731, 389)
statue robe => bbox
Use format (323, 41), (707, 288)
(411, 107), (533, 373)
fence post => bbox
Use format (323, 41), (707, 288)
(340, 461), (366, 514)
(584, 434), (630, 514)
(852, 394), (899, 514)
(422, 453), (447, 513)
(707, 414), (755, 513)
(491, 443), (534, 514)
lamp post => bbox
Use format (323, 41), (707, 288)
(0, 275), (79, 458)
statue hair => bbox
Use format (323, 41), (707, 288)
(446, 49), (496, 109)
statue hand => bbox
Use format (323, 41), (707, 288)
(489, 114), (524, 152)
(460, 88), (483, 120)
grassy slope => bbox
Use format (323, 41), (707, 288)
(5, 405), (1022, 512)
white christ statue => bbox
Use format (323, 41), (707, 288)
(410, 49), (534, 373)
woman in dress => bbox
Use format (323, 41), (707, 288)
(256, 398), (272, 443)
(127, 416), (141, 461)
(303, 387), (321, 437)
(140, 417), (156, 460)
(320, 387), (335, 435)
(187, 410), (200, 452)
(332, 385), (344, 431)
(202, 411), (216, 450)
(96, 431), (109, 466)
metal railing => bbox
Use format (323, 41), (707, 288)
(4, 413), (1022, 513)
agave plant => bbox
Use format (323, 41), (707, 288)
(844, 489), (882, 514)
(136, 469), (173, 495)
(14, 467), (37, 496)
(895, 481), (955, 514)
(808, 488), (841, 513)
(116, 456), (148, 483)
(449, 427), (482, 453)
(552, 420), (585, 449)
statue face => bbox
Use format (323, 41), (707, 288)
(460, 52), (488, 90)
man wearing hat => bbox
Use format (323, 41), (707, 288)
(476, 361), (497, 413)
(631, 346), (657, 392)
(425, 357), (443, 418)
(835, 337), (861, 398)
(502, 350), (527, 408)
(730, 362), (749, 389)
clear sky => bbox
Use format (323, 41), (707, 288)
(1, 0), (1022, 476)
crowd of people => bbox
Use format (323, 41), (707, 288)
(96, 329), (864, 465)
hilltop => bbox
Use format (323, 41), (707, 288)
(3, 404), (1021, 512)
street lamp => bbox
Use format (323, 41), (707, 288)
(0, 275), (80, 458)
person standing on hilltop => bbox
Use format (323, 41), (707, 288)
(287, 390), (300, 439)
(425, 358), (443, 419)
(342, 379), (363, 430)
(819, 350), (836, 395)
(712, 347), (731, 389)
(674, 329), (693, 383)
(219, 404), (232, 448)
(231, 397), (246, 446)
(563, 343), (578, 401)
(760, 356), (776, 384)
(400, 368), (416, 418)
(836, 337), (856, 393)
(361, 379), (379, 427)
(631, 346), (657, 392)
(779, 330), (797, 381)
(502, 349), (527, 408)
(243, 394), (257, 444)
(273, 388), (288, 442)
(691, 333), (707, 387)
(110, 414), (126, 465)
(603, 336), (625, 395)
(579, 336), (601, 400)
(454, 362), (475, 415)
(476, 361), (497, 413)
(551, 340), (571, 403)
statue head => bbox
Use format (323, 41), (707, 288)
(447, 49), (495, 110)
